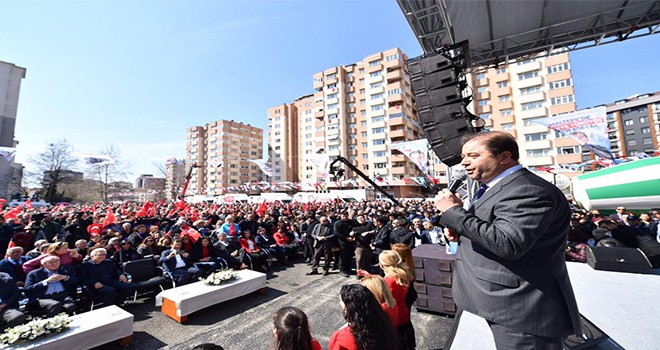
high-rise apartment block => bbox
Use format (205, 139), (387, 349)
(469, 52), (583, 167)
(604, 92), (660, 157)
(0, 60), (26, 199)
(186, 120), (263, 195)
(268, 48), (428, 196)
(165, 160), (186, 200)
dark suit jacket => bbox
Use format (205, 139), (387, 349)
(439, 168), (582, 338)
(311, 223), (337, 249)
(159, 249), (193, 272)
(24, 266), (79, 305)
(0, 272), (21, 308)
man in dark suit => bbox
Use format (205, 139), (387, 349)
(0, 272), (26, 330)
(435, 131), (582, 350)
(0, 246), (30, 287)
(306, 216), (337, 276)
(78, 248), (134, 306)
(159, 239), (203, 286)
(24, 255), (78, 316)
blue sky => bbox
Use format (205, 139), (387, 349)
(1, 0), (658, 181)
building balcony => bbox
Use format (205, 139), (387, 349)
(554, 137), (579, 147)
(524, 156), (554, 167)
(370, 108), (386, 117)
(390, 153), (405, 162)
(389, 115), (405, 127)
(476, 91), (490, 100)
(370, 86), (385, 94)
(372, 143), (387, 152)
(557, 154), (582, 164)
(516, 76), (544, 89)
(497, 100), (514, 110)
(519, 107), (548, 119)
(314, 110), (324, 119)
(511, 60), (541, 74)
(386, 69), (403, 82)
(521, 123), (548, 134)
(372, 155), (388, 163)
(475, 77), (489, 87)
(390, 129), (405, 138)
(325, 76), (338, 85)
(523, 139), (551, 150)
(371, 120), (386, 129)
(370, 97), (385, 105)
(386, 93), (404, 104)
(315, 131), (325, 138)
(518, 91), (546, 104)
(478, 104), (492, 114)
(498, 115), (515, 124)
(325, 97), (339, 105)
(366, 64), (383, 74)
(391, 165), (406, 175)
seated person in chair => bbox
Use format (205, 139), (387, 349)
(24, 256), (78, 316)
(0, 272), (26, 331)
(159, 239), (203, 286)
(191, 236), (228, 273)
(0, 246), (30, 287)
(78, 248), (134, 306)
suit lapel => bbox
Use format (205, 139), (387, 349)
(474, 168), (529, 211)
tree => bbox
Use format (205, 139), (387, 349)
(29, 139), (78, 203)
(85, 145), (131, 203)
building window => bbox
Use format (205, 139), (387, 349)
(373, 151), (387, 157)
(475, 73), (486, 80)
(517, 71), (539, 80)
(520, 85), (542, 95)
(550, 95), (574, 105)
(496, 67), (507, 74)
(521, 101), (544, 110)
(499, 94), (510, 102)
(372, 116), (385, 123)
(548, 78), (572, 90)
(628, 140), (637, 146)
(640, 116), (648, 123)
(641, 127), (651, 134)
(327, 93), (337, 99)
(479, 113), (490, 119)
(385, 53), (400, 61)
(547, 62), (570, 74)
(369, 71), (382, 78)
(497, 81), (508, 88)
(523, 116), (546, 126)
(361, 142), (368, 148)
(362, 154), (368, 159)
(557, 146), (580, 154)
(387, 88), (402, 96)
(369, 59), (382, 66)
(643, 137), (653, 145)
(361, 131), (368, 137)
(625, 129), (635, 136)
(501, 123), (514, 130)
(372, 128), (385, 134)
(624, 119), (634, 126)
(373, 139), (386, 145)
(371, 93), (384, 100)
(478, 99), (489, 107)
(527, 149), (550, 157)
(326, 73), (336, 80)
(524, 132), (548, 141)
(500, 108), (512, 116)
(477, 86), (488, 93)
(371, 104), (384, 111)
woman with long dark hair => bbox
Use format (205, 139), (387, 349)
(330, 284), (398, 350)
(272, 306), (321, 350)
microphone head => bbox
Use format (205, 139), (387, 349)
(453, 169), (468, 182)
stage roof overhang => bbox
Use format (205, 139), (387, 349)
(397, 0), (660, 67)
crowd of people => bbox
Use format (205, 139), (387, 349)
(0, 186), (659, 348)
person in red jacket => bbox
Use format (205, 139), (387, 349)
(239, 230), (268, 272)
(329, 284), (398, 350)
(360, 275), (398, 327)
(272, 306), (322, 350)
(379, 250), (416, 350)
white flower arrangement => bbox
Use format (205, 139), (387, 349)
(202, 269), (239, 286)
(0, 313), (72, 345)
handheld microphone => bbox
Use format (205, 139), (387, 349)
(447, 169), (468, 194)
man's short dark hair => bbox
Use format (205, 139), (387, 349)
(463, 131), (520, 161)
(376, 216), (389, 225)
(192, 344), (224, 350)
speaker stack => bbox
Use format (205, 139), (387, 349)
(407, 41), (477, 167)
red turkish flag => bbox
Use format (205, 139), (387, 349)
(24, 199), (32, 209)
(103, 207), (116, 228)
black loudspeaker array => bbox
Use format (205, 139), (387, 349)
(407, 41), (476, 167)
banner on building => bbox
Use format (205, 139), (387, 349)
(536, 106), (613, 160)
(390, 139), (430, 175)
(249, 159), (274, 177)
(308, 153), (330, 181)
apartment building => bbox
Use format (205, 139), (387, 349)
(469, 52), (584, 167)
(0, 60), (26, 199)
(269, 48), (427, 196)
(165, 160), (186, 200)
(605, 92), (660, 157)
(186, 120), (263, 195)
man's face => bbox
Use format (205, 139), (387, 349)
(76, 241), (87, 250)
(460, 139), (507, 184)
(413, 219), (422, 227)
(423, 222), (433, 230)
(91, 251), (107, 264)
(42, 257), (61, 272)
(8, 248), (22, 260)
(616, 207), (626, 213)
(172, 241), (182, 251)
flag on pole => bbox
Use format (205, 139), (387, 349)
(78, 154), (115, 166)
(249, 159), (275, 177)
(103, 207), (116, 228)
